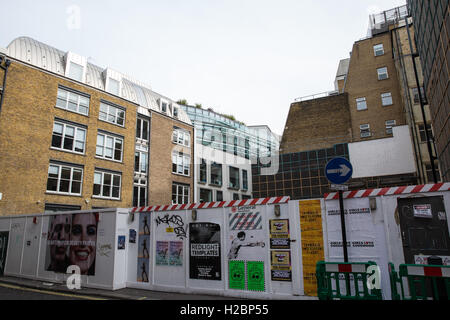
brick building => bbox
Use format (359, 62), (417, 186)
(0, 37), (194, 215)
(407, 0), (449, 182)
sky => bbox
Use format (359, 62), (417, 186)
(1, 0), (407, 135)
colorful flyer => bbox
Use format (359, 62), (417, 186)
(270, 250), (292, 281)
(169, 241), (183, 266)
(228, 260), (245, 290)
(156, 241), (169, 265)
(269, 219), (290, 249)
(246, 261), (265, 291)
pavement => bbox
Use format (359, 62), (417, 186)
(0, 275), (240, 300)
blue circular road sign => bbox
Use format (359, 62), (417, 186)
(325, 157), (353, 184)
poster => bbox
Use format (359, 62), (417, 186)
(129, 229), (136, 243)
(189, 223), (221, 280)
(271, 250), (292, 281)
(169, 241), (183, 266)
(299, 200), (324, 296)
(117, 235), (125, 250)
(45, 212), (98, 275)
(137, 212), (151, 282)
(269, 219), (290, 249)
(156, 241), (169, 265)
(228, 260), (245, 290)
(228, 206), (266, 261)
(247, 261), (265, 291)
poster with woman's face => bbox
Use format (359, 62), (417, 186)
(45, 212), (98, 275)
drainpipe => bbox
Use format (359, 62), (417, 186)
(0, 57), (11, 114)
(404, 17), (438, 183)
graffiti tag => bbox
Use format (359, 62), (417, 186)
(155, 214), (187, 239)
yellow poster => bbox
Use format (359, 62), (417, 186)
(299, 199), (324, 296)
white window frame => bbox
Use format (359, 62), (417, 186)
(56, 87), (90, 116)
(46, 163), (83, 196)
(172, 152), (190, 176)
(377, 67), (389, 80)
(96, 132), (124, 162)
(136, 118), (149, 141)
(229, 166), (240, 189)
(373, 43), (384, 56)
(385, 120), (396, 134)
(356, 97), (367, 111)
(68, 62), (84, 82)
(133, 178), (147, 207)
(172, 127), (191, 147)
(360, 124), (371, 138)
(51, 121), (86, 154)
(135, 148), (148, 174)
(99, 102), (126, 127)
(381, 92), (393, 106)
(172, 183), (190, 205)
(93, 170), (122, 200)
(107, 78), (120, 96)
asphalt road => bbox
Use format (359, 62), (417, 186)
(0, 283), (108, 300)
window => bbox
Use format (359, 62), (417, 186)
(172, 183), (189, 204)
(99, 102), (125, 126)
(199, 188), (213, 203)
(161, 101), (167, 113)
(51, 121), (86, 154)
(373, 44), (384, 56)
(210, 162), (222, 186)
(199, 159), (207, 183)
(229, 166), (240, 189)
(107, 78), (120, 96)
(96, 132), (123, 162)
(173, 107), (178, 118)
(418, 123), (433, 142)
(242, 170), (248, 190)
(360, 124), (371, 138)
(216, 190), (223, 202)
(356, 97), (367, 110)
(425, 163), (440, 183)
(135, 148), (148, 174)
(412, 87), (427, 104)
(68, 62), (84, 81)
(377, 67), (388, 80)
(172, 152), (190, 176)
(242, 195), (251, 200)
(47, 163), (83, 195)
(172, 127), (190, 147)
(93, 171), (121, 200)
(133, 178), (147, 207)
(381, 92), (393, 106)
(136, 118), (149, 141)
(385, 120), (396, 134)
(56, 87), (89, 115)
(233, 193), (240, 200)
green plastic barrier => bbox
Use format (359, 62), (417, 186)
(316, 261), (382, 300)
(389, 262), (450, 300)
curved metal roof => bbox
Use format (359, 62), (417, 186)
(6, 36), (191, 125)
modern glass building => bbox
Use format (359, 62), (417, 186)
(181, 105), (280, 161)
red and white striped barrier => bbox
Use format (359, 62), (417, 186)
(325, 263), (367, 273)
(406, 265), (450, 277)
(130, 196), (290, 213)
(324, 183), (450, 201)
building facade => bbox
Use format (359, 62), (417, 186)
(181, 105), (279, 202)
(0, 37), (194, 215)
(407, 0), (449, 182)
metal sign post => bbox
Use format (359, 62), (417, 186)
(325, 157), (353, 263)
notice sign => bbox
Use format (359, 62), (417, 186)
(247, 261), (265, 292)
(413, 204), (432, 218)
(271, 250), (292, 281)
(189, 223), (221, 280)
(269, 219), (290, 249)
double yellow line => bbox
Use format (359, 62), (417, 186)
(0, 282), (107, 300)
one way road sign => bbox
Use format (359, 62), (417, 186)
(325, 157), (353, 184)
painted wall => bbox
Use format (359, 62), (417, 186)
(348, 125), (416, 178)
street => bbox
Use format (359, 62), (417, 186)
(0, 283), (108, 300)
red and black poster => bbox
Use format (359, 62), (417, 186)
(189, 222), (221, 280)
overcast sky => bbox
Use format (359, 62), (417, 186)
(1, 0), (407, 135)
